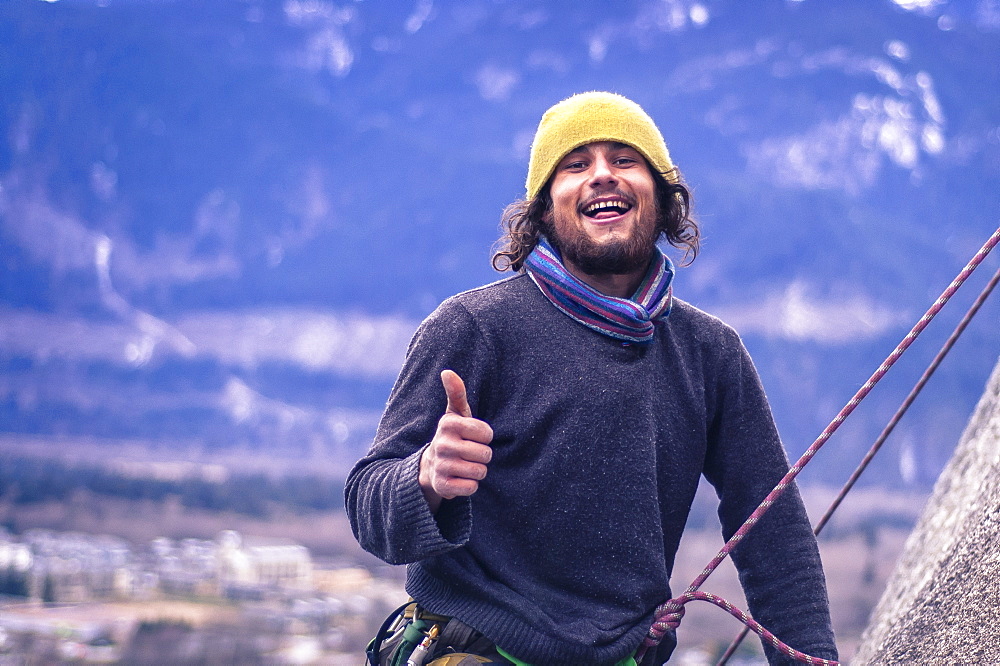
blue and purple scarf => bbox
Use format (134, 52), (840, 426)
(524, 237), (675, 343)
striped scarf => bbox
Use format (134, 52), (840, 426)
(524, 237), (675, 343)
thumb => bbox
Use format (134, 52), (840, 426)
(441, 369), (472, 418)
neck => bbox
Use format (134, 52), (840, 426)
(562, 258), (648, 299)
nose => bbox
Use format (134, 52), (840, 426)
(589, 154), (617, 188)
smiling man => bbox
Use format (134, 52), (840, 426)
(545, 141), (660, 290)
(346, 92), (838, 666)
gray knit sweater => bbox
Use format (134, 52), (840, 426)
(345, 274), (837, 665)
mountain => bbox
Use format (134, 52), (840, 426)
(854, 357), (1000, 663)
(1, 0), (999, 491)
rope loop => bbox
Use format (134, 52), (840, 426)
(637, 223), (1000, 666)
(642, 592), (839, 665)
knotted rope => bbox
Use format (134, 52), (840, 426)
(717, 259), (1000, 665)
(637, 225), (1000, 664)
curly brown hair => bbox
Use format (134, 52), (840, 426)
(491, 165), (700, 272)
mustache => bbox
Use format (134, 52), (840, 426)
(576, 189), (637, 214)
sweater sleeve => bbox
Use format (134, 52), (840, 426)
(344, 298), (494, 565)
(702, 329), (838, 664)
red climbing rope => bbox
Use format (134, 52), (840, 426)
(815, 262), (1000, 535)
(637, 225), (1000, 664)
(716, 261), (1000, 665)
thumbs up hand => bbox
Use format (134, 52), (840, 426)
(419, 370), (494, 514)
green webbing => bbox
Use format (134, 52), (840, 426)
(391, 619), (432, 666)
(495, 645), (637, 666)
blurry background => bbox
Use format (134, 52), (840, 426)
(1, 0), (998, 663)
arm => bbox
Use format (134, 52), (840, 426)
(703, 330), (838, 664)
(343, 300), (495, 565)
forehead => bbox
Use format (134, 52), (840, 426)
(563, 141), (639, 158)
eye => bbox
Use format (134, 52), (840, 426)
(613, 156), (639, 167)
(561, 159), (588, 171)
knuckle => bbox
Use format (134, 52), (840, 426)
(440, 478), (477, 498)
(432, 434), (461, 456)
(465, 443), (491, 464)
(425, 446), (445, 468)
(434, 477), (455, 497)
(437, 413), (460, 432)
(437, 459), (460, 477)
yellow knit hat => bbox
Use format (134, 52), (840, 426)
(525, 91), (677, 199)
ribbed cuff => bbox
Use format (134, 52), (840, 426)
(392, 445), (472, 559)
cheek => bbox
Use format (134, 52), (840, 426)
(547, 180), (571, 207)
(636, 187), (658, 219)
(552, 191), (577, 217)
(550, 201), (580, 233)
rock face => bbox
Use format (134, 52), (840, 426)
(853, 356), (1000, 664)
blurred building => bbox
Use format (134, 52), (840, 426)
(0, 528), (312, 603)
(216, 529), (313, 595)
(151, 530), (314, 598)
(0, 525), (403, 661)
(19, 530), (137, 603)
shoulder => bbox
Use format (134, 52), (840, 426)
(667, 298), (744, 349)
(426, 274), (539, 327)
(444, 273), (537, 313)
(661, 298), (757, 386)
(412, 274), (537, 345)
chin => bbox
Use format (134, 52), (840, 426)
(583, 223), (633, 243)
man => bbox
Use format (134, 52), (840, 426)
(345, 92), (838, 665)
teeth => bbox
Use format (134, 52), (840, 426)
(585, 200), (631, 214)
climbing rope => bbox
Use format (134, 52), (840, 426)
(715, 260), (1000, 665)
(636, 225), (1000, 664)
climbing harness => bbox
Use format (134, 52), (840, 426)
(367, 601), (449, 666)
(636, 225), (1000, 665)
(366, 601), (510, 665)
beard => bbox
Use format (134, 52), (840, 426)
(544, 200), (661, 276)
